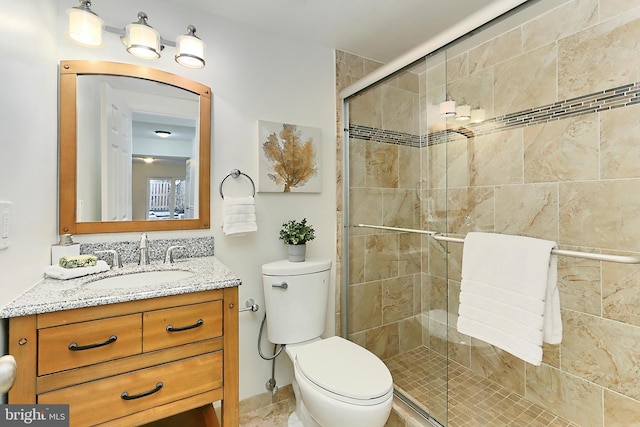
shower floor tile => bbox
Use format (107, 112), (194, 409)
(384, 346), (580, 427)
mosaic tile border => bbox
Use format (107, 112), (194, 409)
(348, 81), (640, 147)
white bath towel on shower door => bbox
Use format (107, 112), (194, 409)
(456, 232), (562, 366)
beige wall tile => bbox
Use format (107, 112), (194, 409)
(523, 115), (599, 183)
(494, 43), (557, 117)
(349, 84), (382, 128)
(383, 86), (418, 134)
(446, 186), (495, 234)
(398, 145), (421, 189)
(348, 234), (365, 284)
(365, 323), (400, 359)
(604, 390), (640, 426)
(558, 252), (602, 316)
(468, 28), (522, 74)
(600, 0), (640, 20)
(366, 140), (399, 188)
(349, 187), (382, 235)
(600, 103), (640, 179)
(495, 183), (559, 241)
(470, 129), (524, 186)
(525, 363), (603, 427)
(348, 281), (382, 334)
(398, 316), (422, 353)
(562, 310), (640, 400)
(446, 52), (468, 82)
(364, 233), (399, 282)
(602, 261), (640, 327)
(559, 179), (640, 251)
(399, 233), (421, 276)
(383, 275), (415, 324)
(382, 189), (418, 229)
(470, 345), (526, 395)
(348, 137), (366, 187)
(523, 0), (598, 51)
(558, 9), (640, 99)
(445, 134), (470, 188)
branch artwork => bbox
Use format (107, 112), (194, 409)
(258, 120), (322, 193)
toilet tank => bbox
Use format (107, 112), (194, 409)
(262, 258), (332, 345)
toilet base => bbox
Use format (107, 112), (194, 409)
(288, 412), (304, 427)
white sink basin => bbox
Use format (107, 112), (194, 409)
(84, 270), (194, 290)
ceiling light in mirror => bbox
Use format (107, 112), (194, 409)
(154, 130), (171, 138)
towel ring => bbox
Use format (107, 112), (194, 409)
(219, 169), (256, 199)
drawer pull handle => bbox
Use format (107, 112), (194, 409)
(121, 382), (164, 400)
(166, 318), (204, 332)
(68, 335), (117, 351)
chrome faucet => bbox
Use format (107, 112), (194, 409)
(164, 245), (185, 264)
(96, 249), (122, 268)
(138, 233), (149, 265)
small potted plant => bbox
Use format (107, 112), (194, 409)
(279, 218), (316, 262)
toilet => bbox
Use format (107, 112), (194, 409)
(262, 258), (393, 427)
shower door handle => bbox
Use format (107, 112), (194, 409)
(272, 282), (288, 290)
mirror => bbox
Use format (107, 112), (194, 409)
(59, 60), (211, 234)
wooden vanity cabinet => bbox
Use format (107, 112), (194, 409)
(8, 287), (239, 427)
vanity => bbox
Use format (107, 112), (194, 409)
(1, 256), (240, 427)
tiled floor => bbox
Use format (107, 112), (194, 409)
(384, 346), (581, 427)
(242, 346), (582, 426)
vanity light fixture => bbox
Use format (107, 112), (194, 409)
(439, 98), (456, 118)
(175, 26), (206, 68)
(455, 103), (471, 121)
(154, 130), (172, 138)
(66, 0), (206, 68)
(124, 12), (161, 59)
(471, 108), (486, 123)
(66, 0), (103, 47)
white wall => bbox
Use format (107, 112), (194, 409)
(0, 0), (337, 401)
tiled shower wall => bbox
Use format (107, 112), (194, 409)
(340, 0), (640, 426)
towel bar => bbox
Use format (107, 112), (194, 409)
(354, 224), (640, 264)
(219, 169), (256, 199)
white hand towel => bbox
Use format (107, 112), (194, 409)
(44, 260), (110, 280)
(223, 197), (258, 235)
(456, 232), (561, 366)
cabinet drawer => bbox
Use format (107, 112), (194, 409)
(38, 351), (223, 427)
(143, 301), (222, 352)
(38, 314), (142, 375)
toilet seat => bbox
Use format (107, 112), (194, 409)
(294, 336), (393, 406)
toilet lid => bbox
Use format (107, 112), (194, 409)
(294, 336), (393, 401)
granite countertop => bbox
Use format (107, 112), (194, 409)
(0, 256), (241, 318)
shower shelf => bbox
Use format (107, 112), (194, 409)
(353, 223), (640, 264)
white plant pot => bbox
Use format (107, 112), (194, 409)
(288, 244), (306, 262)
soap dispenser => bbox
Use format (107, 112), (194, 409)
(51, 234), (80, 265)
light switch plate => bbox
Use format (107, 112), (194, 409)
(0, 201), (11, 250)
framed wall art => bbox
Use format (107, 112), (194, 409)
(258, 120), (322, 193)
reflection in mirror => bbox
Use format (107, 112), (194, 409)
(59, 61), (211, 234)
(76, 75), (199, 222)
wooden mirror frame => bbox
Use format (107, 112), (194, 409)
(59, 60), (211, 234)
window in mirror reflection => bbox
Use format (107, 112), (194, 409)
(75, 74), (199, 222)
(147, 178), (188, 220)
